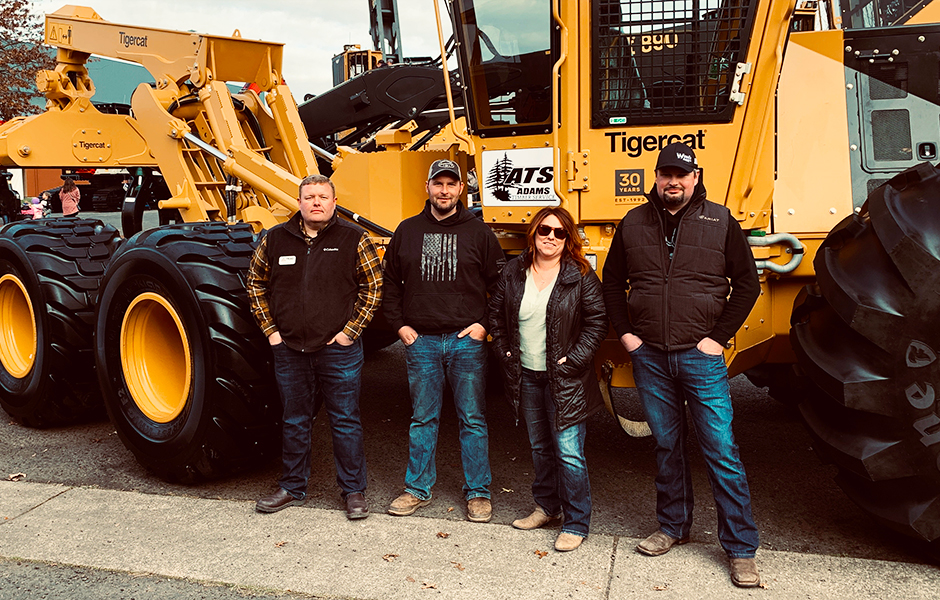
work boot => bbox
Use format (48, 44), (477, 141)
(730, 558), (761, 588)
(467, 497), (492, 522)
(636, 530), (689, 556)
(554, 532), (584, 552)
(255, 488), (305, 513)
(344, 492), (369, 520)
(388, 492), (431, 516)
(512, 506), (562, 530)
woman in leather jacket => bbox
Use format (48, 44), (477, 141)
(489, 207), (607, 552)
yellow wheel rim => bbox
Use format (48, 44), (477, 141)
(0, 274), (37, 378)
(120, 292), (193, 423)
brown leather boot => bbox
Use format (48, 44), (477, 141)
(635, 530), (689, 556)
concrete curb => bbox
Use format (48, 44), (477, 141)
(0, 481), (935, 599)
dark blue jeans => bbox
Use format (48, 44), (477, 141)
(631, 344), (759, 558)
(403, 332), (491, 501)
(272, 339), (367, 500)
(520, 368), (591, 537)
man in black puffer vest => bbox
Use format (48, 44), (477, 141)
(602, 143), (762, 587)
(247, 174), (382, 520)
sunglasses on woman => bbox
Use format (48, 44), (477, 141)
(536, 224), (568, 240)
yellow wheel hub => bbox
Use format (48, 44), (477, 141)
(0, 274), (37, 378)
(120, 292), (193, 423)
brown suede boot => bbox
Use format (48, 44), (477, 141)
(554, 532), (584, 552)
(730, 558), (761, 588)
(512, 507), (562, 530)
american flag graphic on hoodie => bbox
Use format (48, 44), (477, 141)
(421, 233), (457, 281)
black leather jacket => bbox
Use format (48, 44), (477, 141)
(489, 253), (607, 430)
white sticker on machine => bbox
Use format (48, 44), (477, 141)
(480, 147), (561, 207)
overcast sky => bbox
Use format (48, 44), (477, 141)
(32, 0), (450, 97)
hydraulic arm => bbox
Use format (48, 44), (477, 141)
(0, 5), (319, 229)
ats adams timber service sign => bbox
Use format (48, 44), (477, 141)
(481, 148), (561, 207)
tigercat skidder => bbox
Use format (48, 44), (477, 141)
(1, 1), (940, 551)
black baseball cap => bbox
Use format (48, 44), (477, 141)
(655, 142), (698, 173)
(427, 159), (461, 181)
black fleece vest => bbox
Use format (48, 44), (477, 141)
(619, 198), (731, 350)
(265, 216), (364, 352)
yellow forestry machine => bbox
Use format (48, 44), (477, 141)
(1, 1), (940, 549)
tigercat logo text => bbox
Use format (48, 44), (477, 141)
(606, 130), (706, 157)
(78, 141), (106, 150)
(119, 31), (148, 48)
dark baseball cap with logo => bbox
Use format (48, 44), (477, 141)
(427, 159), (461, 181)
(655, 142), (698, 173)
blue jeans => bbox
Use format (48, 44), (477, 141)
(631, 344), (759, 558)
(520, 368), (591, 537)
(272, 339), (367, 499)
(403, 332), (491, 501)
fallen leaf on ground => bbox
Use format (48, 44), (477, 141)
(383, 554), (399, 562)
(447, 507), (454, 512)
(501, 488), (513, 493)
(534, 549), (548, 559)
(652, 585), (668, 591)
(406, 576), (415, 583)
(451, 561), (465, 571)
(436, 531), (449, 538)
(7, 473), (26, 482)
(274, 541), (287, 547)
(421, 582), (437, 589)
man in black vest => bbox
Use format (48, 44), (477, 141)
(602, 143), (762, 587)
(247, 174), (382, 519)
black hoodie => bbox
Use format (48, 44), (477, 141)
(383, 200), (504, 335)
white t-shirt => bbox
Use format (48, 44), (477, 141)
(519, 267), (557, 371)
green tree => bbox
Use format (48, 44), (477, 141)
(0, 0), (55, 122)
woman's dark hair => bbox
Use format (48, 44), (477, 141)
(524, 206), (591, 275)
(61, 178), (78, 193)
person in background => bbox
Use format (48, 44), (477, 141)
(60, 179), (80, 217)
(489, 206), (607, 552)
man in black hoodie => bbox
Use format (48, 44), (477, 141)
(602, 143), (762, 587)
(383, 159), (503, 523)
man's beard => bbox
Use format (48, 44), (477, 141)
(661, 189), (687, 208)
(431, 196), (456, 213)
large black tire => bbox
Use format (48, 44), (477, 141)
(95, 222), (279, 482)
(0, 218), (122, 426)
(791, 162), (940, 543)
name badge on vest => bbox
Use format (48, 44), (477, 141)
(278, 255), (297, 266)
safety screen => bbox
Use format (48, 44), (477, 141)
(592, 0), (759, 127)
(871, 109), (913, 161)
